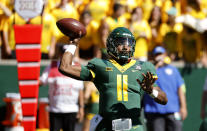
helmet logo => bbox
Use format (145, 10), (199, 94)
(122, 33), (132, 37)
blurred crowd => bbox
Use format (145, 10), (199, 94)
(1, 0), (207, 67)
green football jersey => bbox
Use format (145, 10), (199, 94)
(80, 58), (157, 127)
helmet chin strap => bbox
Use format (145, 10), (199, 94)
(108, 49), (132, 65)
(118, 55), (129, 61)
(117, 55), (131, 65)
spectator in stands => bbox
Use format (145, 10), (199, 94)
(148, 6), (163, 53)
(82, 81), (99, 131)
(161, 0), (182, 23)
(129, 7), (151, 61)
(0, 1), (12, 59)
(177, 0), (205, 75)
(75, 10), (101, 64)
(81, 0), (110, 23)
(186, 0), (206, 19)
(39, 44), (84, 131)
(178, 24), (202, 76)
(162, 7), (183, 61)
(141, 0), (163, 21)
(103, 3), (127, 33)
(143, 46), (187, 131)
(40, 0), (57, 59)
(99, 3), (127, 58)
(118, 0), (139, 14)
(52, 0), (79, 21)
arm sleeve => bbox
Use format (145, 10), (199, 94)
(80, 59), (96, 81)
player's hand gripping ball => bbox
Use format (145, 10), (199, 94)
(56, 18), (86, 40)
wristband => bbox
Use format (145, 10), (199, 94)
(65, 44), (77, 55)
(150, 89), (159, 98)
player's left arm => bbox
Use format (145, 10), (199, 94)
(137, 72), (168, 105)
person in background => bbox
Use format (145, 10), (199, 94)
(186, 0), (206, 20)
(162, 6), (183, 61)
(148, 6), (163, 54)
(98, 3), (127, 59)
(143, 46), (187, 131)
(82, 81), (99, 131)
(141, 0), (163, 21)
(75, 10), (101, 64)
(102, 3), (127, 33)
(81, 0), (110, 23)
(39, 0), (57, 59)
(129, 7), (152, 61)
(161, 0), (181, 23)
(58, 27), (167, 131)
(39, 44), (84, 131)
(0, 1), (12, 59)
(51, 0), (79, 21)
(178, 24), (202, 76)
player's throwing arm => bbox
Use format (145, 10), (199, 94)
(57, 18), (86, 79)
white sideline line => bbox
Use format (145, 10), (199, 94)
(23, 116), (36, 121)
(0, 60), (50, 66)
(21, 98), (37, 103)
(18, 62), (40, 67)
(19, 80), (38, 85)
(16, 44), (40, 49)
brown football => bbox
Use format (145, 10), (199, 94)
(56, 18), (86, 40)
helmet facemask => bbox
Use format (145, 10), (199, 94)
(107, 37), (135, 63)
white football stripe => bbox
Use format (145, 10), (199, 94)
(23, 116), (36, 121)
(21, 98), (37, 103)
(16, 44), (40, 49)
(18, 62), (40, 67)
(19, 80), (38, 85)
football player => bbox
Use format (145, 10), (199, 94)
(59, 27), (168, 131)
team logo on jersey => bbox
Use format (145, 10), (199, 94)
(135, 65), (142, 70)
(106, 67), (113, 71)
(131, 65), (141, 72)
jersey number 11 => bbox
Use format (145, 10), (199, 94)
(117, 74), (128, 101)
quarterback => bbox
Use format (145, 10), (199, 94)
(59, 27), (168, 131)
